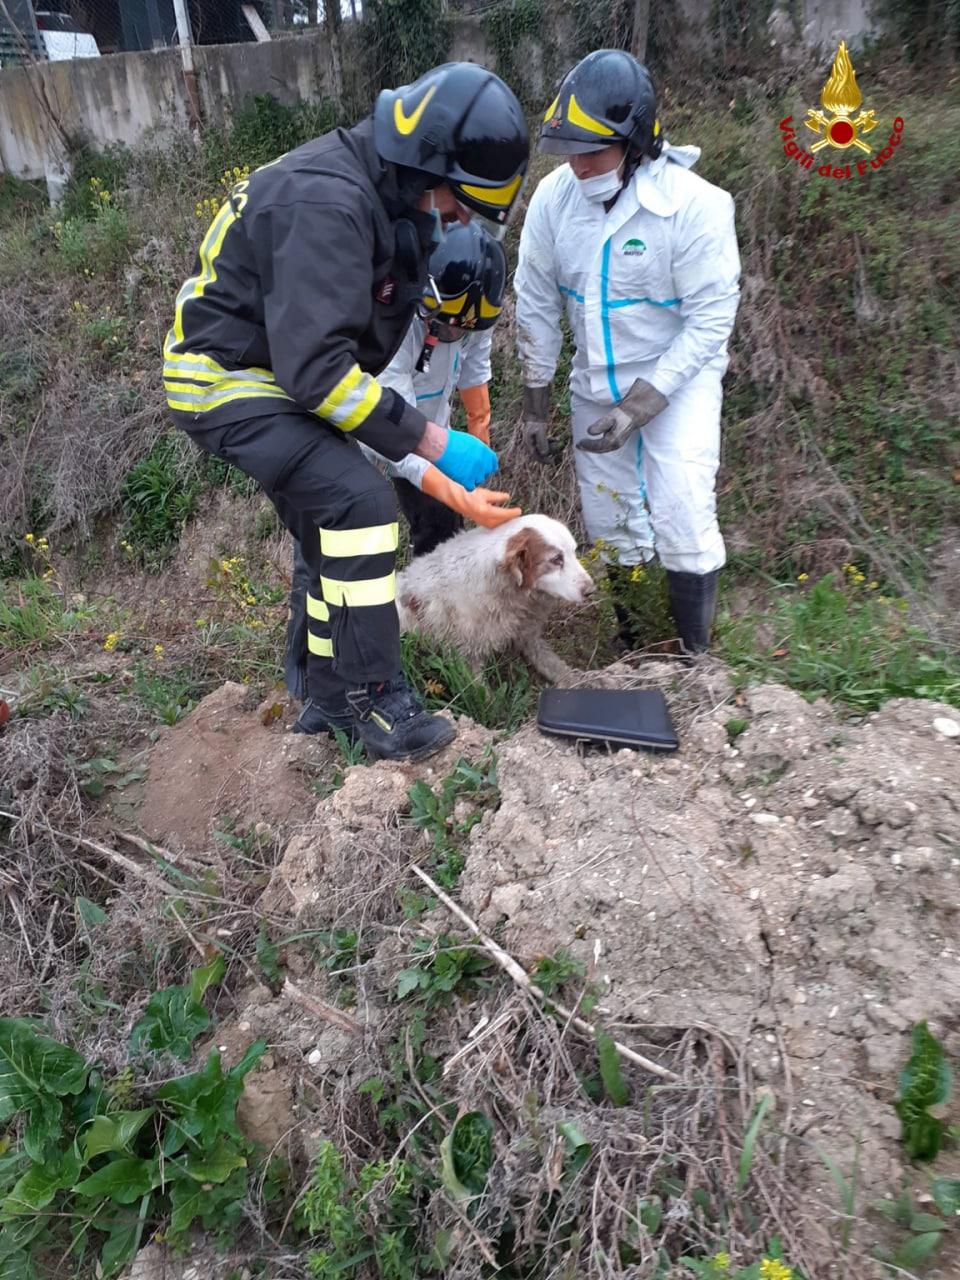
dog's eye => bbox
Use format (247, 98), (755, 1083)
(551, 553), (564, 567)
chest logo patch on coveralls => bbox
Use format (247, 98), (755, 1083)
(622, 238), (647, 257)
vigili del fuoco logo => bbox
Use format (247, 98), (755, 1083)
(780, 41), (904, 180)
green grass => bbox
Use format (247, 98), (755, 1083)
(0, 575), (93, 652)
(717, 572), (960, 712)
(401, 632), (537, 731)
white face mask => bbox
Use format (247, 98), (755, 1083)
(575, 162), (624, 205)
(429, 190), (445, 247)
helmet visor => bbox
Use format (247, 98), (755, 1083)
(538, 134), (614, 156)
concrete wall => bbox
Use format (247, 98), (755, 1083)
(0, 31), (337, 184)
(0, 47), (188, 182)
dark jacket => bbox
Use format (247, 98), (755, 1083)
(163, 118), (434, 460)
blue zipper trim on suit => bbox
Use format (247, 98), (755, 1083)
(608, 295), (681, 309)
(600, 239), (620, 402)
(415, 389), (444, 401)
(636, 429), (648, 504)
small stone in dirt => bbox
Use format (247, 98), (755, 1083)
(932, 716), (959, 738)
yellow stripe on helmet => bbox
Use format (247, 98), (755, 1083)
(543, 95), (559, 122)
(456, 173), (523, 210)
(566, 93), (615, 137)
(479, 297), (502, 320)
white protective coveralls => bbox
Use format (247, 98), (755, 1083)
(358, 319), (493, 486)
(515, 144), (741, 573)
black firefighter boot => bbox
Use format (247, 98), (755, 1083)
(346, 676), (456, 763)
(666, 569), (720, 656)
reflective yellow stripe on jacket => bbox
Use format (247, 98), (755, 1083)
(165, 197), (382, 432)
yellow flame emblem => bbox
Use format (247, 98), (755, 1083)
(804, 41), (879, 154)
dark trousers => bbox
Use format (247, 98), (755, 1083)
(286, 473), (463, 702)
(184, 410), (400, 698)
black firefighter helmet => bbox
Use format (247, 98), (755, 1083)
(374, 62), (529, 239)
(539, 49), (662, 161)
(419, 221), (507, 335)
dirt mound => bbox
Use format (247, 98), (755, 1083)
(138, 681), (331, 850)
(456, 676), (960, 1204)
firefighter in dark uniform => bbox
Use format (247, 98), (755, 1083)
(164, 63), (529, 762)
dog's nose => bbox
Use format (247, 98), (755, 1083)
(581, 576), (597, 598)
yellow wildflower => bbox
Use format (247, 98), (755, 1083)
(153, 644), (165, 661)
(868, 581), (879, 590)
(712, 1253), (731, 1273)
(759, 1261), (792, 1280)
(630, 564), (646, 583)
(797, 572), (808, 582)
(24, 532), (35, 543)
(424, 679), (446, 696)
(195, 618), (206, 626)
(103, 633), (119, 652)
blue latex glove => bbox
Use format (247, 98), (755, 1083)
(434, 428), (498, 492)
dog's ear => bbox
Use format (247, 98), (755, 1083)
(399, 592), (421, 617)
(502, 527), (548, 589)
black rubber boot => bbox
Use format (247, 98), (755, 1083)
(284, 542), (310, 702)
(346, 677), (456, 762)
(666, 569), (720, 655)
(606, 563), (642, 649)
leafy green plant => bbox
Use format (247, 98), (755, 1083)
(129, 954), (225, 1061)
(532, 949), (586, 997)
(131, 662), (204, 725)
(594, 1028), (629, 1108)
(439, 1111), (492, 1202)
(119, 434), (202, 567)
(407, 751), (499, 889)
(0, 1015), (265, 1277)
(299, 1141), (425, 1280)
(73, 754), (145, 798)
(873, 1182), (953, 1273)
(395, 935), (493, 1008)
(895, 1021), (953, 1160)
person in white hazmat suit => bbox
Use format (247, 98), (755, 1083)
(516, 49), (741, 653)
(285, 222), (521, 710)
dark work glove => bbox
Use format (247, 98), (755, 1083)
(521, 384), (560, 463)
(576, 378), (669, 454)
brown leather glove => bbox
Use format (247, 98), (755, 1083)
(421, 466), (522, 528)
(459, 383), (491, 445)
(521, 384), (559, 463)
(576, 378), (669, 453)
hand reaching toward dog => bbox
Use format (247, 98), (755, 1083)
(421, 467), (521, 528)
(418, 424), (498, 490)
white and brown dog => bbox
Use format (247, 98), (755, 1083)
(396, 514), (595, 682)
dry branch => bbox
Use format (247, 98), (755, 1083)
(410, 864), (679, 1083)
